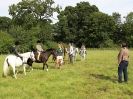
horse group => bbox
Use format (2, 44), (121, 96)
(66, 47), (87, 63)
(3, 48), (57, 79)
(3, 47), (86, 79)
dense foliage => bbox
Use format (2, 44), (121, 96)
(54, 2), (133, 47)
(0, 0), (133, 53)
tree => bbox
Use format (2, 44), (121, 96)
(0, 17), (11, 32)
(55, 2), (99, 46)
(122, 12), (133, 47)
(7, 0), (60, 51)
(0, 31), (14, 53)
(112, 12), (123, 44)
(88, 12), (115, 47)
(125, 12), (133, 23)
(112, 12), (122, 25)
(9, 0), (59, 28)
(55, 2), (116, 47)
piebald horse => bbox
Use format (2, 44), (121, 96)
(79, 48), (87, 60)
(3, 51), (35, 79)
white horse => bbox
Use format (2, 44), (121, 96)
(3, 51), (35, 79)
(79, 48), (87, 60)
(73, 47), (79, 61)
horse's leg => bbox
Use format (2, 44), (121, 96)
(74, 52), (77, 61)
(74, 55), (76, 61)
(46, 63), (48, 71)
(30, 66), (33, 71)
(69, 55), (71, 63)
(83, 53), (86, 60)
(70, 55), (72, 63)
(23, 64), (26, 75)
(70, 55), (74, 64)
(73, 55), (75, 61)
(80, 55), (82, 61)
(81, 54), (83, 60)
(81, 53), (83, 61)
(43, 63), (48, 71)
(72, 56), (74, 64)
(75, 53), (78, 61)
(12, 66), (17, 79)
(43, 62), (48, 71)
(43, 63), (45, 70)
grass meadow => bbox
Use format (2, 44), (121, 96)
(0, 49), (133, 99)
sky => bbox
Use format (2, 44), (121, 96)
(0, 0), (133, 23)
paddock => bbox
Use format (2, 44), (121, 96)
(0, 49), (133, 99)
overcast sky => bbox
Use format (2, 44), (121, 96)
(0, 0), (133, 22)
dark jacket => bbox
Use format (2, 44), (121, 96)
(11, 45), (22, 59)
(56, 48), (63, 56)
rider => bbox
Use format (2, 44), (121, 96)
(68, 43), (74, 63)
(11, 41), (23, 60)
(36, 40), (44, 61)
(69, 43), (74, 55)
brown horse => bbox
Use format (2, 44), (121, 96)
(31, 48), (57, 71)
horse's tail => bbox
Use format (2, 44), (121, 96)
(3, 58), (9, 77)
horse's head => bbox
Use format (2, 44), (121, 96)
(46, 48), (57, 59)
(27, 58), (34, 66)
(51, 49), (57, 60)
(20, 51), (35, 66)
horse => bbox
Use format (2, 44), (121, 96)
(73, 47), (79, 61)
(3, 51), (35, 79)
(79, 48), (87, 60)
(66, 47), (74, 64)
(32, 48), (57, 71)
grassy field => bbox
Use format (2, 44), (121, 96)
(0, 49), (133, 99)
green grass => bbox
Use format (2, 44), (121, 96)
(0, 49), (133, 99)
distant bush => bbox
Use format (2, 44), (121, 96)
(45, 41), (58, 49)
(0, 31), (14, 54)
(99, 39), (118, 48)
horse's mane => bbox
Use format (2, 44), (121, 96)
(41, 48), (56, 53)
(20, 52), (31, 56)
(45, 48), (56, 51)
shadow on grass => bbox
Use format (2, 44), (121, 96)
(123, 90), (133, 96)
(32, 66), (43, 70)
(90, 74), (117, 83)
(49, 61), (55, 63)
(75, 59), (81, 61)
(32, 64), (56, 70)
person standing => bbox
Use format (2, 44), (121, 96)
(68, 43), (74, 63)
(55, 43), (64, 68)
(118, 43), (129, 83)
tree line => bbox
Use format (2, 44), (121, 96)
(0, 0), (133, 53)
